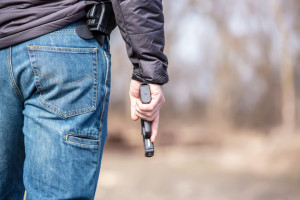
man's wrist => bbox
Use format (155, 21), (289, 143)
(131, 75), (164, 85)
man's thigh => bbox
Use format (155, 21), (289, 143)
(14, 23), (111, 199)
(0, 48), (26, 199)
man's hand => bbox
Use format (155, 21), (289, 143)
(129, 79), (165, 142)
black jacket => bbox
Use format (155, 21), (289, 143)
(111, 0), (169, 85)
(0, 0), (168, 84)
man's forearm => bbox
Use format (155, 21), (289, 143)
(110, 0), (169, 84)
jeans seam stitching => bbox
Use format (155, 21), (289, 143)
(92, 49), (110, 198)
(28, 47), (42, 94)
(27, 49), (96, 53)
(98, 51), (110, 135)
(92, 49), (98, 114)
(7, 47), (25, 102)
(27, 45), (97, 53)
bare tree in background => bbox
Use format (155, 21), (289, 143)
(270, 0), (296, 133)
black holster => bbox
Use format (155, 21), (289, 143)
(76, 1), (116, 45)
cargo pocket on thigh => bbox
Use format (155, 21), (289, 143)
(27, 46), (98, 118)
(65, 134), (99, 148)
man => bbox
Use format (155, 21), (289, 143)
(0, 0), (168, 199)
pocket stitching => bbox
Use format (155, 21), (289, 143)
(27, 46), (98, 118)
(36, 71), (95, 87)
(65, 134), (99, 147)
(38, 95), (96, 118)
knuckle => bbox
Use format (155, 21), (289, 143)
(149, 104), (155, 111)
(141, 105), (147, 111)
(144, 105), (153, 112)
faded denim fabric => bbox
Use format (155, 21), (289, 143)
(0, 22), (111, 199)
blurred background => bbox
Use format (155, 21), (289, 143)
(95, 0), (300, 199)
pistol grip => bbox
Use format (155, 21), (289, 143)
(139, 83), (154, 157)
(143, 120), (151, 138)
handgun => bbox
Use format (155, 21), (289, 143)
(139, 83), (154, 157)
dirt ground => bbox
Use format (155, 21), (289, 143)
(95, 133), (300, 200)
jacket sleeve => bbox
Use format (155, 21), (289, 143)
(110, 0), (169, 85)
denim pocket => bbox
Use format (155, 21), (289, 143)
(65, 134), (99, 148)
(27, 46), (98, 118)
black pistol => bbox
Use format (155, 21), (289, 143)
(139, 83), (154, 157)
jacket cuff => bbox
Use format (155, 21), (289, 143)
(131, 60), (169, 85)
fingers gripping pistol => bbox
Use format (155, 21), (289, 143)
(139, 83), (154, 157)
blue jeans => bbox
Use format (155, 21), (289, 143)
(0, 22), (111, 199)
